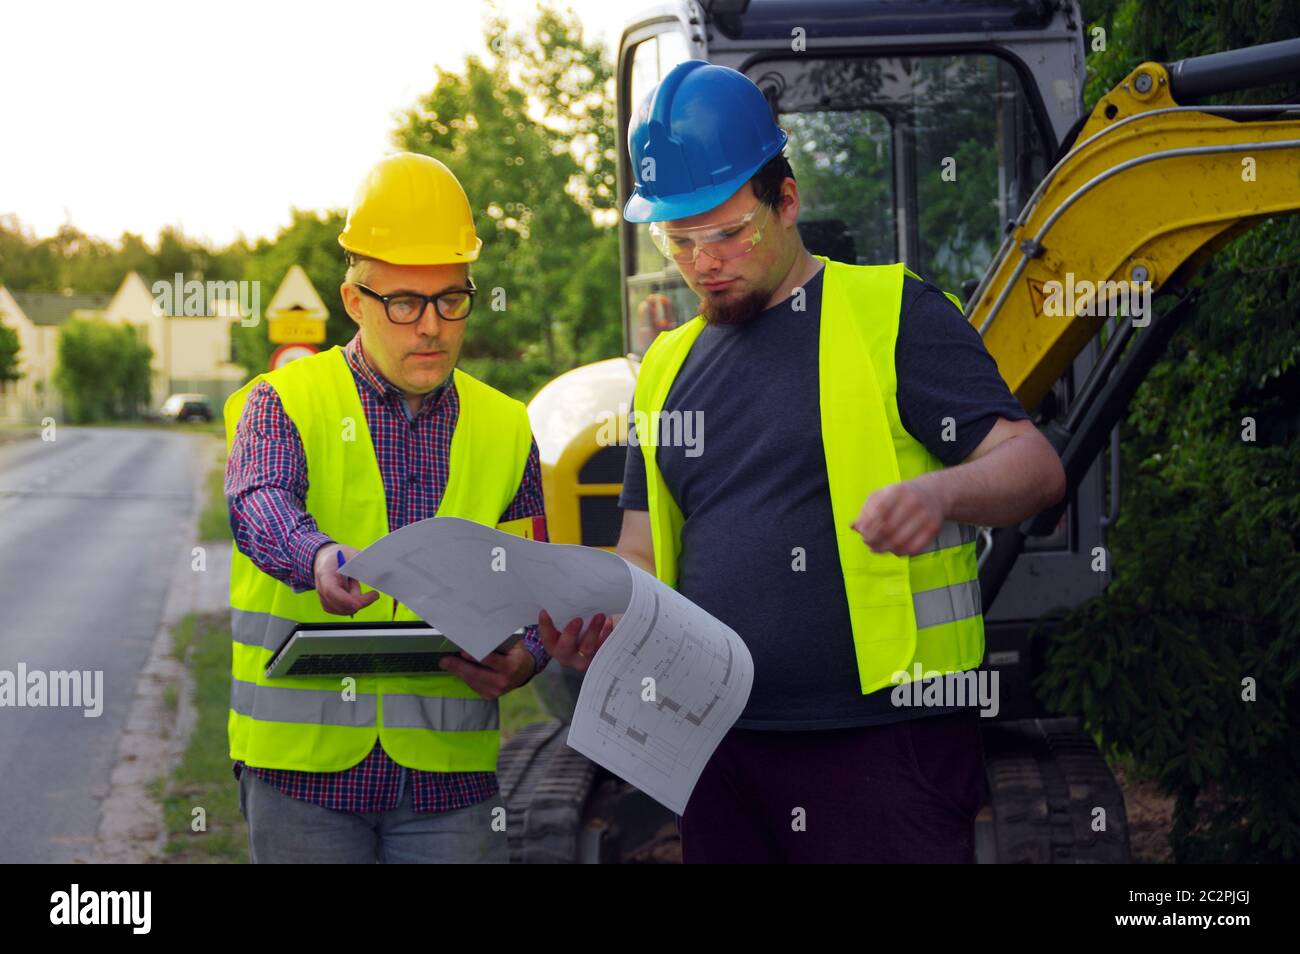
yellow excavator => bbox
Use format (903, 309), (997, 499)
(502, 0), (1300, 863)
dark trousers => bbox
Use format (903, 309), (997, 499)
(679, 709), (987, 863)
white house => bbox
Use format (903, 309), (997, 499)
(1, 267), (325, 422)
(0, 287), (111, 422)
(102, 272), (249, 410)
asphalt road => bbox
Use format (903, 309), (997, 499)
(0, 426), (202, 863)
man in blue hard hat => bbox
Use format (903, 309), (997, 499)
(543, 60), (1067, 863)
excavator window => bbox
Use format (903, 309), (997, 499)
(624, 32), (698, 356)
(758, 53), (1049, 295)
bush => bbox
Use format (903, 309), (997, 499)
(54, 318), (153, 422)
(1042, 0), (1300, 861)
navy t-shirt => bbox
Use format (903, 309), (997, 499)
(619, 265), (1028, 729)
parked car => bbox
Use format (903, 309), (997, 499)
(159, 393), (212, 422)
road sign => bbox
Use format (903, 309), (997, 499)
(269, 343), (319, 370)
(266, 264), (328, 321)
(268, 316), (326, 343)
(266, 264), (328, 345)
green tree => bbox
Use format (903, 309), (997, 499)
(391, 4), (621, 398)
(0, 216), (250, 296)
(1038, 0), (1300, 862)
(235, 209), (351, 377)
(0, 319), (19, 384)
(54, 319), (153, 422)
(0, 215), (60, 290)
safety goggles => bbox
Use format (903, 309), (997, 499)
(648, 202), (772, 265)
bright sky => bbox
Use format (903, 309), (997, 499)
(0, 0), (631, 247)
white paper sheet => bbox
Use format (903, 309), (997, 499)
(564, 560), (754, 814)
(338, 517), (753, 813)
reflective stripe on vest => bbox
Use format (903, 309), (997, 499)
(920, 520), (977, 554)
(913, 520), (982, 629)
(914, 579), (982, 630)
(231, 608), (296, 651)
(223, 345), (531, 772)
(230, 679), (377, 726)
(634, 258), (985, 694)
(383, 694), (500, 732)
(229, 679), (499, 732)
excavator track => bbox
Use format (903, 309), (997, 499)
(498, 719), (598, 863)
(977, 717), (1131, 863)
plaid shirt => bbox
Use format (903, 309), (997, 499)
(225, 331), (549, 813)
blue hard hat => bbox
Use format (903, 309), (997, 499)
(623, 60), (788, 223)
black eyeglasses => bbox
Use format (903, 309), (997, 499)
(353, 280), (476, 323)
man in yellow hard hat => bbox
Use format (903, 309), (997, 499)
(223, 152), (549, 863)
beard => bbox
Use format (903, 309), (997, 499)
(698, 286), (772, 326)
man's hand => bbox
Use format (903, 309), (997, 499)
(313, 542), (380, 616)
(539, 609), (617, 672)
(852, 479), (946, 556)
(439, 642), (536, 700)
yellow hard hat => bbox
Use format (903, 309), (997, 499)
(338, 152), (482, 264)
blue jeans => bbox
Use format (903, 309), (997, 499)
(238, 768), (509, 864)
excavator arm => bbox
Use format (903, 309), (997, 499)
(972, 38), (1300, 606)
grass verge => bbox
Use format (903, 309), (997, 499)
(197, 442), (232, 541)
(159, 612), (246, 863)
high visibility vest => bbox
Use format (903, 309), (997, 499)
(222, 346), (532, 772)
(634, 257), (984, 695)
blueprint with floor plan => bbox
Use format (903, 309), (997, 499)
(565, 560), (754, 813)
(339, 516), (753, 813)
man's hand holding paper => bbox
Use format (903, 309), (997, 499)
(538, 609), (619, 672)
